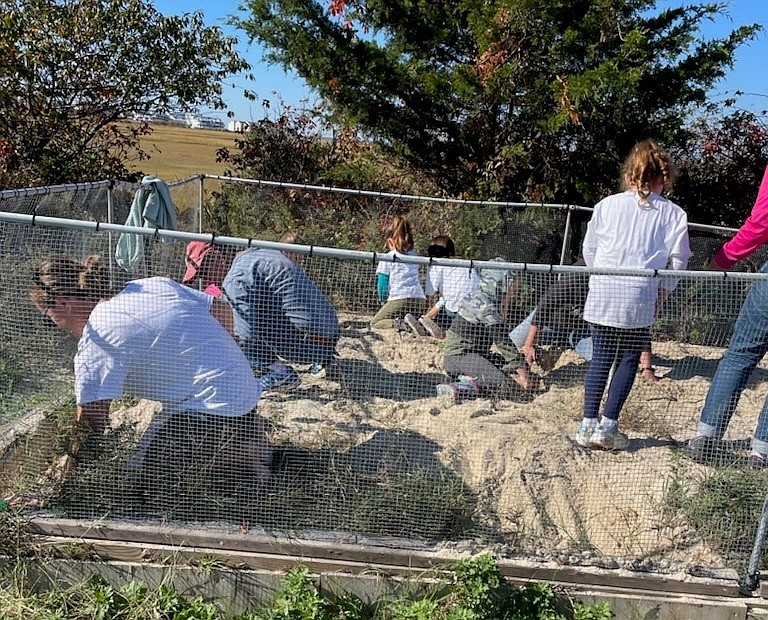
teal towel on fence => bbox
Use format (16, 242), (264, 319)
(115, 175), (178, 273)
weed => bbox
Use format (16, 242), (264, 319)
(572, 601), (613, 620)
(390, 597), (441, 619)
(265, 566), (326, 619)
(0, 511), (37, 558)
(197, 553), (225, 573)
(664, 452), (767, 562)
(0, 553), (611, 618)
(451, 552), (501, 616)
(0, 345), (23, 399)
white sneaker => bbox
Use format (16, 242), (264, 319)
(436, 379), (479, 403)
(575, 421), (596, 447)
(308, 362), (327, 378)
(589, 424), (629, 451)
(748, 452), (768, 470)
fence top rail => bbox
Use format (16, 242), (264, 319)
(0, 180), (116, 201)
(0, 211), (762, 282)
(0, 176), (210, 203)
(1, 176), (744, 237)
(201, 174), (577, 210)
(562, 204), (740, 234)
(180, 176), (746, 235)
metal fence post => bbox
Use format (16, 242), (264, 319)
(741, 489), (768, 594)
(107, 180), (115, 287)
(198, 175), (204, 233)
(559, 207), (573, 265)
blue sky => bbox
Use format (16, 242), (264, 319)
(153, 0), (768, 122)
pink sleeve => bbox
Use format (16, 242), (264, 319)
(713, 166), (768, 269)
(203, 284), (222, 297)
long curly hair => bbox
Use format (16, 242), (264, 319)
(621, 140), (678, 208)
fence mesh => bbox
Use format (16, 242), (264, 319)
(2, 180), (768, 583)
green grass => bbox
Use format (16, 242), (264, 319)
(664, 451), (768, 565)
(0, 345), (24, 401)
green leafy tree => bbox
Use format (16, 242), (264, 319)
(211, 100), (446, 251)
(0, 0), (249, 189)
(234, 0), (761, 205)
(672, 105), (768, 229)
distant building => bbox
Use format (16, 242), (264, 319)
(131, 110), (185, 125)
(167, 111), (186, 125)
(186, 114), (224, 130)
(226, 120), (250, 133)
(131, 109), (225, 130)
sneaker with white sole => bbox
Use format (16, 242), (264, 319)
(575, 421), (597, 447)
(419, 315), (445, 339)
(457, 375), (479, 393)
(589, 424), (629, 451)
(404, 313), (428, 336)
(258, 364), (300, 392)
(686, 435), (720, 463)
(748, 452), (768, 470)
(436, 379), (479, 403)
(436, 382), (458, 401)
(308, 362), (327, 378)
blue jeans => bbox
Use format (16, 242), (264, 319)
(241, 327), (336, 370)
(699, 260), (768, 452)
(583, 324), (646, 422)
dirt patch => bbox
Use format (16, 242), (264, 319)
(4, 315), (767, 571)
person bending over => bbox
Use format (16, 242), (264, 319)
(26, 255), (270, 499)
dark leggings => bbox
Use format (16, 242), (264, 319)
(583, 324), (648, 422)
(444, 352), (511, 394)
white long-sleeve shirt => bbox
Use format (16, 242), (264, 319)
(376, 250), (426, 300)
(425, 264), (480, 313)
(582, 190), (691, 329)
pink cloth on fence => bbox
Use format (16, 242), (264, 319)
(712, 165), (768, 269)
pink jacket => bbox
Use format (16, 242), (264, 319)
(712, 165), (768, 269)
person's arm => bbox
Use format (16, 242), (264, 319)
(711, 165), (768, 269)
(77, 400), (111, 435)
(662, 217), (692, 291)
(500, 274), (521, 318)
(425, 295), (444, 319)
(53, 400), (111, 482)
(638, 350), (660, 383)
(521, 324), (539, 365)
(211, 296), (235, 336)
(582, 208), (600, 267)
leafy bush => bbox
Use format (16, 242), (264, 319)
(0, 554), (612, 619)
(672, 107), (768, 229)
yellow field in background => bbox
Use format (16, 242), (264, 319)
(126, 124), (240, 182)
